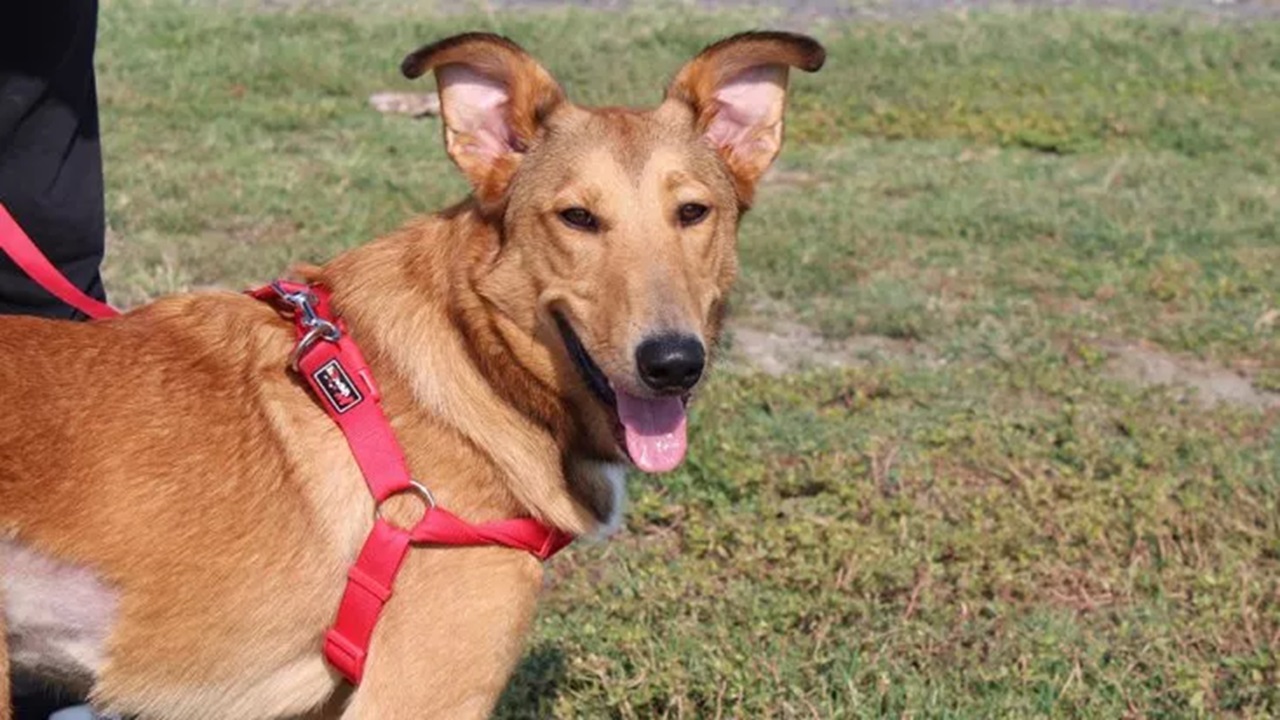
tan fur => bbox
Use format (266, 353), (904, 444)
(0, 31), (821, 718)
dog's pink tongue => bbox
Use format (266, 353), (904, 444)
(615, 389), (688, 473)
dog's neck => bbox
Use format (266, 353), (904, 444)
(312, 204), (612, 536)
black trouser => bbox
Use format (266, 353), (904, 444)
(0, 0), (106, 320)
(2, 2), (106, 716)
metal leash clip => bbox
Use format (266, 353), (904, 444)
(270, 281), (342, 371)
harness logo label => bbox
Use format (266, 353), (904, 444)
(312, 359), (364, 414)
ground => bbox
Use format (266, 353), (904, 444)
(96, 1), (1278, 717)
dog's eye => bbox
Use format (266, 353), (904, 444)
(559, 207), (599, 232)
(678, 203), (710, 227)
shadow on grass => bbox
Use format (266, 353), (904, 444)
(493, 644), (567, 719)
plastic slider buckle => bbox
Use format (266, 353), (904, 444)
(323, 629), (366, 684)
(346, 565), (392, 604)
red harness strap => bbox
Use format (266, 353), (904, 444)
(0, 211), (570, 684)
(0, 202), (120, 319)
(251, 281), (573, 684)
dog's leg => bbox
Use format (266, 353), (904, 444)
(1, 584), (11, 720)
(338, 548), (542, 720)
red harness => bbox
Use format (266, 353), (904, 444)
(0, 203), (574, 684)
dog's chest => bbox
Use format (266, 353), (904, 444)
(2, 539), (118, 685)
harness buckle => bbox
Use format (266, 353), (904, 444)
(271, 281), (343, 370)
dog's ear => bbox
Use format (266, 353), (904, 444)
(667, 32), (825, 205)
(402, 33), (565, 208)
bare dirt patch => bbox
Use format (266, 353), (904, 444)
(1101, 340), (1280, 409)
(368, 92), (440, 118)
(726, 318), (1280, 411)
(760, 166), (826, 190)
(724, 317), (938, 375)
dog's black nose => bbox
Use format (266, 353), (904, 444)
(636, 334), (705, 394)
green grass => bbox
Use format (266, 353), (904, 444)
(744, 138), (1279, 366)
(514, 367), (1279, 717)
(96, 2), (1280, 716)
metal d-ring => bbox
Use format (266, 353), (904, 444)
(288, 318), (342, 371)
(374, 480), (438, 527)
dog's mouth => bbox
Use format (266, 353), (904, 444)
(554, 313), (690, 474)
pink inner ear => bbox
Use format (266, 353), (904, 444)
(437, 65), (518, 160)
(705, 64), (787, 155)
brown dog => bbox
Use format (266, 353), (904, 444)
(0, 31), (823, 719)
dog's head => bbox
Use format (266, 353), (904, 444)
(403, 32), (823, 474)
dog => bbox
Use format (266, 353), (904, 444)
(0, 30), (824, 719)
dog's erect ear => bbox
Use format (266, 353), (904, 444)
(402, 33), (565, 207)
(667, 32), (825, 204)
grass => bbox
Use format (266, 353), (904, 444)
(95, 1), (1279, 716)
(521, 368), (1278, 717)
(744, 137), (1279, 366)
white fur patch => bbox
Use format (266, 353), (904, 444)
(588, 462), (628, 540)
(1, 539), (119, 687)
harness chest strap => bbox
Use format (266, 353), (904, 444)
(0, 211), (567, 684)
(252, 281), (574, 684)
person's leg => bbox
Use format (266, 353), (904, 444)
(0, 0), (106, 320)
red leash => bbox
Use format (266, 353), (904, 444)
(0, 202), (120, 319)
(0, 209), (574, 685)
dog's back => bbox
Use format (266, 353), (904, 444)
(0, 299), (360, 718)
(1, 297), (289, 531)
